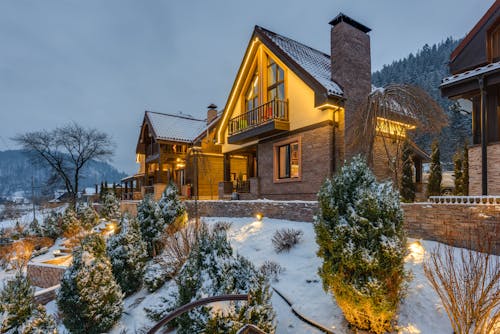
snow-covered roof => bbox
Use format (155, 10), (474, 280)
(441, 61), (500, 86)
(257, 26), (343, 96)
(146, 111), (207, 143)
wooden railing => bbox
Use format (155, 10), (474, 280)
(147, 294), (249, 334)
(229, 99), (288, 136)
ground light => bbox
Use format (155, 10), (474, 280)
(255, 213), (263, 222)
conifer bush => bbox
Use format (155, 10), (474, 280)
(400, 140), (415, 202)
(315, 156), (408, 333)
(158, 183), (187, 233)
(100, 190), (121, 221)
(57, 234), (123, 334)
(107, 215), (148, 295)
(19, 305), (57, 334)
(0, 273), (34, 333)
(60, 208), (82, 239)
(41, 212), (63, 239)
(137, 194), (165, 257)
(427, 140), (442, 197)
(76, 204), (99, 231)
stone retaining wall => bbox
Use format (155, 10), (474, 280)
(34, 285), (59, 305)
(27, 263), (67, 288)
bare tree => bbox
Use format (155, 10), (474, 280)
(424, 235), (500, 334)
(348, 84), (447, 186)
(13, 123), (114, 207)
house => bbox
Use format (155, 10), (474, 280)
(122, 106), (223, 200)
(215, 14), (426, 200)
(441, 0), (500, 195)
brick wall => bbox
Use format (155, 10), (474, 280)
(257, 123), (334, 200)
(469, 143), (500, 195)
(27, 263), (67, 288)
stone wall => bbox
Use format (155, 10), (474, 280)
(34, 285), (59, 305)
(27, 263), (67, 288)
(469, 142), (500, 195)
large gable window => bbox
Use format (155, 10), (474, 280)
(246, 72), (259, 112)
(267, 58), (285, 101)
(489, 24), (500, 62)
(274, 137), (301, 182)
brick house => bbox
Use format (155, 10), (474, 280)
(216, 14), (427, 200)
(441, 1), (500, 195)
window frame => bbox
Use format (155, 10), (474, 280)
(266, 57), (285, 102)
(273, 136), (302, 183)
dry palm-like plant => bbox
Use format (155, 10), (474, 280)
(424, 236), (500, 334)
(348, 84), (447, 186)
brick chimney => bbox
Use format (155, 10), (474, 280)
(329, 13), (371, 161)
(206, 103), (218, 125)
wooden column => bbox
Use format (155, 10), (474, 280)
(479, 77), (488, 195)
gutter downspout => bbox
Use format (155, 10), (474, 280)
(479, 76), (488, 195)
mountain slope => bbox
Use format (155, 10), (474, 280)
(372, 37), (471, 168)
(0, 150), (126, 198)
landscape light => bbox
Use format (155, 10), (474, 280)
(255, 213), (263, 221)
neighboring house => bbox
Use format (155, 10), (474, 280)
(122, 106), (223, 200)
(441, 0), (500, 195)
(216, 14), (426, 200)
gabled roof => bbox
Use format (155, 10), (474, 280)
(255, 26), (343, 97)
(145, 111), (206, 143)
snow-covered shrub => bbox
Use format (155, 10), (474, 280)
(27, 218), (41, 237)
(107, 216), (148, 296)
(400, 140), (415, 203)
(57, 234), (123, 334)
(158, 183), (187, 233)
(145, 226), (275, 333)
(19, 305), (57, 334)
(76, 204), (99, 230)
(100, 190), (121, 221)
(259, 260), (285, 282)
(0, 272), (34, 333)
(137, 195), (165, 257)
(143, 260), (170, 292)
(272, 228), (303, 253)
(61, 209), (85, 248)
(41, 212), (63, 239)
(212, 221), (232, 232)
(315, 156), (408, 333)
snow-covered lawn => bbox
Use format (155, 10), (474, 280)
(91, 216), (457, 334)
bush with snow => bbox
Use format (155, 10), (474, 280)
(143, 260), (171, 292)
(60, 208), (82, 238)
(107, 215), (148, 296)
(137, 195), (165, 257)
(158, 183), (187, 233)
(76, 204), (99, 230)
(145, 226), (275, 333)
(0, 272), (34, 333)
(19, 305), (57, 334)
(259, 260), (285, 282)
(100, 190), (121, 221)
(57, 234), (123, 334)
(315, 156), (408, 333)
(41, 212), (63, 239)
(271, 228), (303, 253)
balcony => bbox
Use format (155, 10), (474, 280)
(228, 99), (289, 144)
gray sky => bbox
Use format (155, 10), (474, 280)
(0, 0), (493, 174)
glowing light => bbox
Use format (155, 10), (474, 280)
(317, 103), (339, 110)
(376, 117), (416, 138)
(406, 240), (425, 264)
(255, 213), (263, 221)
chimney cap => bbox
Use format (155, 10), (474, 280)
(207, 103), (218, 110)
(329, 13), (371, 33)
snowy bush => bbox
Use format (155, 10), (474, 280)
(61, 208), (82, 237)
(272, 228), (303, 253)
(137, 195), (165, 257)
(57, 234), (123, 334)
(27, 218), (41, 237)
(145, 226), (275, 333)
(76, 204), (99, 230)
(259, 260), (285, 282)
(143, 260), (170, 292)
(41, 212), (63, 239)
(158, 183), (187, 233)
(0, 272), (34, 333)
(19, 305), (57, 334)
(107, 216), (148, 296)
(315, 156), (408, 333)
(100, 190), (121, 221)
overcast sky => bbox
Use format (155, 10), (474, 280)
(0, 0), (493, 174)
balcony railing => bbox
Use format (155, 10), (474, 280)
(228, 99), (288, 136)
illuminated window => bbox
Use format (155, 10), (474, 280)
(267, 58), (285, 101)
(275, 140), (300, 180)
(246, 72), (259, 112)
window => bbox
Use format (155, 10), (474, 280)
(246, 72), (259, 112)
(489, 24), (500, 62)
(274, 138), (301, 182)
(267, 58), (285, 101)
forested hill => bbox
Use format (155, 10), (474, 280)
(372, 37), (471, 169)
(0, 150), (126, 198)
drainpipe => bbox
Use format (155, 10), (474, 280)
(479, 77), (488, 195)
(331, 106), (341, 175)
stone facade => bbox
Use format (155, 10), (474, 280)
(256, 123), (334, 200)
(469, 142), (500, 195)
(27, 263), (67, 288)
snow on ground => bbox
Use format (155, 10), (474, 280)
(0, 204), (66, 229)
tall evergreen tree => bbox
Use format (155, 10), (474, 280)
(57, 234), (123, 334)
(0, 273), (34, 333)
(315, 156), (407, 333)
(427, 140), (442, 197)
(453, 149), (465, 195)
(107, 215), (148, 295)
(100, 190), (121, 221)
(137, 195), (165, 257)
(463, 141), (469, 196)
(400, 141), (416, 202)
(158, 183), (186, 230)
